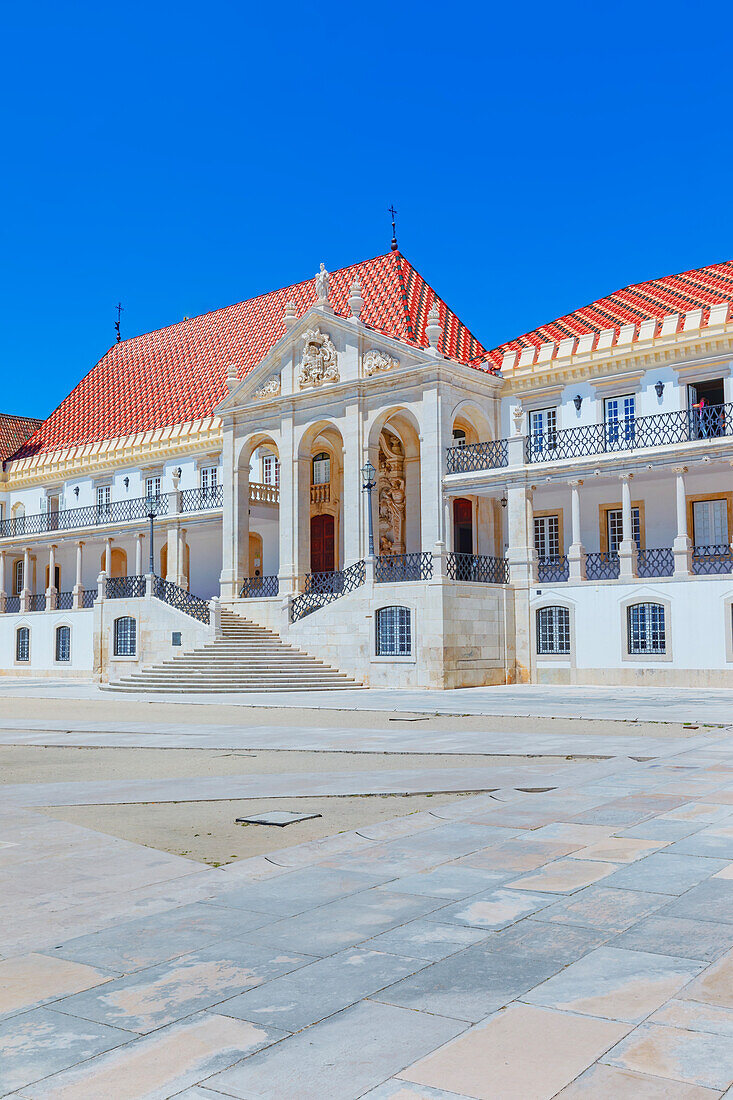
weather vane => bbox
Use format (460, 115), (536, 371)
(115, 302), (124, 343)
(389, 205), (398, 252)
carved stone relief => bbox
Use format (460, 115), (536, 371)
(253, 374), (281, 400)
(378, 429), (406, 556)
(363, 349), (400, 376)
(298, 328), (339, 388)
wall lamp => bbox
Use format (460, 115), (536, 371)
(573, 394), (583, 412)
(500, 493), (508, 509)
(655, 380), (665, 398)
(74, 486), (79, 497)
(123, 476), (129, 490)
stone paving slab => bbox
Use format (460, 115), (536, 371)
(554, 1062), (722, 1097)
(602, 1022), (733, 1091)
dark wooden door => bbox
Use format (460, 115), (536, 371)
(453, 497), (473, 555)
(311, 513), (335, 573)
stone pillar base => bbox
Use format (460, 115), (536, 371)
(508, 549), (538, 586)
(568, 544), (586, 582)
(20, 589), (30, 612)
(0, 592), (5, 613)
(673, 535), (693, 577)
(431, 542), (447, 580)
(72, 583), (84, 610)
(45, 587), (58, 612)
(618, 540), (638, 580)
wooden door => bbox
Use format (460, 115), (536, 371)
(311, 514), (335, 573)
(453, 497), (473, 555)
(249, 532), (263, 577)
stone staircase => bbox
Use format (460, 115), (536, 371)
(104, 608), (362, 693)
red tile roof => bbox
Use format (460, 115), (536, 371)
(481, 259), (733, 368)
(0, 414), (43, 464)
(11, 252), (490, 460)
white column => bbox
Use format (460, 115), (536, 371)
(20, 547), (31, 611)
(420, 385), (445, 552)
(673, 465), (692, 576)
(178, 526), (187, 589)
(342, 402), (363, 565)
(506, 484), (537, 584)
(72, 541), (84, 609)
(104, 538), (112, 576)
(135, 533), (143, 576)
(0, 550), (6, 612)
(278, 415), (299, 592)
(443, 495), (453, 553)
(219, 423), (239, 600)
(618, 473), (637, 579)
(45, 544), (58, 610)
(567, 479), (586, 581)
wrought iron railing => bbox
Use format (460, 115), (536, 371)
(106, 575), (146, 600)
(240, 575), (279, 598)
(537, 556), (569, 582)
(28, 594), (45, 612)
(0, 494), (170, 540)
(291, 560), (366, 622)
(57, 590), (74, 610)
(527, 403), (733, 464)
(153, 576), (210, 623)
(375, 552), (433, 582)
(446, 553), (509, 584)
(82, 588), (96, 608)
(5, 596), (20, 613)
(637, 547), (674, 578)
(692, 544), (733, 575)
(446, 439), (508, 474)
(180, 486), (223, 512)
(585, 551), (620, 580)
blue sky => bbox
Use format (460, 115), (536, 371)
(1, 0), (731, 419)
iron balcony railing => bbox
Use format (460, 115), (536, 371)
(375, 552), (434, 583)
(637, 548), (674, 578)
(692, 544), (733, 575)
(82, 588), (96, 608)
(152, 576), (211, 623)
(446, 439), (508, 474)
(446, 553), (509, 584)
(537, 556), (569, 582)
(28, 594), (46, 612)
(291, 560), (366, 622)
(5, 596), (20, 613)
(240, 575), (279, 598)
(180, 486), (224, 512)
(585, 551), (620, 581)
(0, 494), (170, 540)
(106, 575), (146, 600)
(57, 590), (74, 610)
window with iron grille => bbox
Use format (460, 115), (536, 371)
(114, 616), (137, 656)
(200, 466), (219, 494)
(262, 454), (280, 486)
(312, 452), (331, 485)
(376, 606), (411, 657)
(536, 606), (570, 654)
(55, 625), (71, 662)
(627, 603), (666, 655)
(16, 627), (29, 662)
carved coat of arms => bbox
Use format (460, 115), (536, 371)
(363, 349), (400, 376)
(298, 327), (339, 388)
(254, 374), (281, 400)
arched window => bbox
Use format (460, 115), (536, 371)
(114, 616), (136, 656)
(628, 603), (666, 654)
(312, 452), (330, 485)
(13, 559), (24, 595)
(16, 626), (30, 662)
(536, 606), (570, 654)
(55, 625), (71, 663)
(376, 606), (411, 657)
(452, 428), (467, 448)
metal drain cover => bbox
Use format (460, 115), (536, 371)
(235, 811), (322, 827)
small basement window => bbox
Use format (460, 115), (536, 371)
(376, 606), (411, 657)
(55, 625), (71, 662)
(16, 626), (30, 662)
(114, 616), (137, 656)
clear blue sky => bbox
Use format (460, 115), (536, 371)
(2, 0), (731, 419)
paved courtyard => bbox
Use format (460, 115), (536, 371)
(1, 685), (733, 1097)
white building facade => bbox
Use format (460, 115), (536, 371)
(1, 251), (732, 688)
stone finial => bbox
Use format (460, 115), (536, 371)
(426, 300), (442, 349)
(283, 300), (297, 330)
(512, 403), (525, 436)
(226, 361), (239, 392)
(348, 277), (363, 320)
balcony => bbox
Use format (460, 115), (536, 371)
(446, 402), (733, 473)
(310, 483), (330, 504)
(250, 482), (279, 505)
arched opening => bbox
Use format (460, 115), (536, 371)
(160, 543), (190, 586)
(310, 513), (335, 573)
(298, 421), (344, 576)
(11, 503), (25, 537)
(368, 408), (421, 558)
(100, 547), (127, 578)
(236, 434), (281, 587)
(45, 564), (61, 590)
(453, 497), (474, 555)
(449, 404), (499, 557)
(249, 532), (263, 577)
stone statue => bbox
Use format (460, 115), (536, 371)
(378, 429), (406, 555)
(315, 263), (329, 303)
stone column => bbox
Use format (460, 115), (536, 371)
(72, 541), (84, 609)
(278, 415), (299, 593)
(20, 547), (31, 611)
(135, 533), (143, 577)
(506, 484), (537, 584)
(104, 538), (112, 577)
(673, 465), (692, 576)
(178, 526), (188, 589)
(618, 473), (638, 579)
(420, 385), (444, 551)
(0, 549), (6, 613)
(219, 422), (239, 600)
(342, 401), (363, 565)
(166, 524), (178, 584)
(567, 479), (586, 581)
(443, 495), (454, 553)
(45, 544), (58, 610)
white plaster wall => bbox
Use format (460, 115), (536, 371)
(0, 609), (93, 676)
(99, 595), (210, 682)
(187, 524), (222, 598)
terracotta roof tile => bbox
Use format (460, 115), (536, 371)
(12, 252), (489, 460)
(0, 414), (43, 463)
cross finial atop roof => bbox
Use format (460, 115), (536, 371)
(115, 302), (124, 344)
(388, 205), (398, 252)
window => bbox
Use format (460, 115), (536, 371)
(605, 394), (636, 447)
(16, 627), (29, 663)
(607, 507), (641, 555)
(96, 485), (111, 518)
(529, 408), (557, 455)
(145, 476), (162, 500)
(376, 606), (412, 657)
(688, 379), (726, 438)
(14, 560), (23, 595)
(628, 603), (666, 655)
(692, 499), (728, 548)
(452, 428), (467, 447)
(114, 616), (137, 656)
(536, 606), (570, 654)
(55, 625), (71, 662)
(200, 466), (219, 495)
(534, 515), (560, 560)
(312, 452), (330, 485)
(262, 454), (280, 486)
